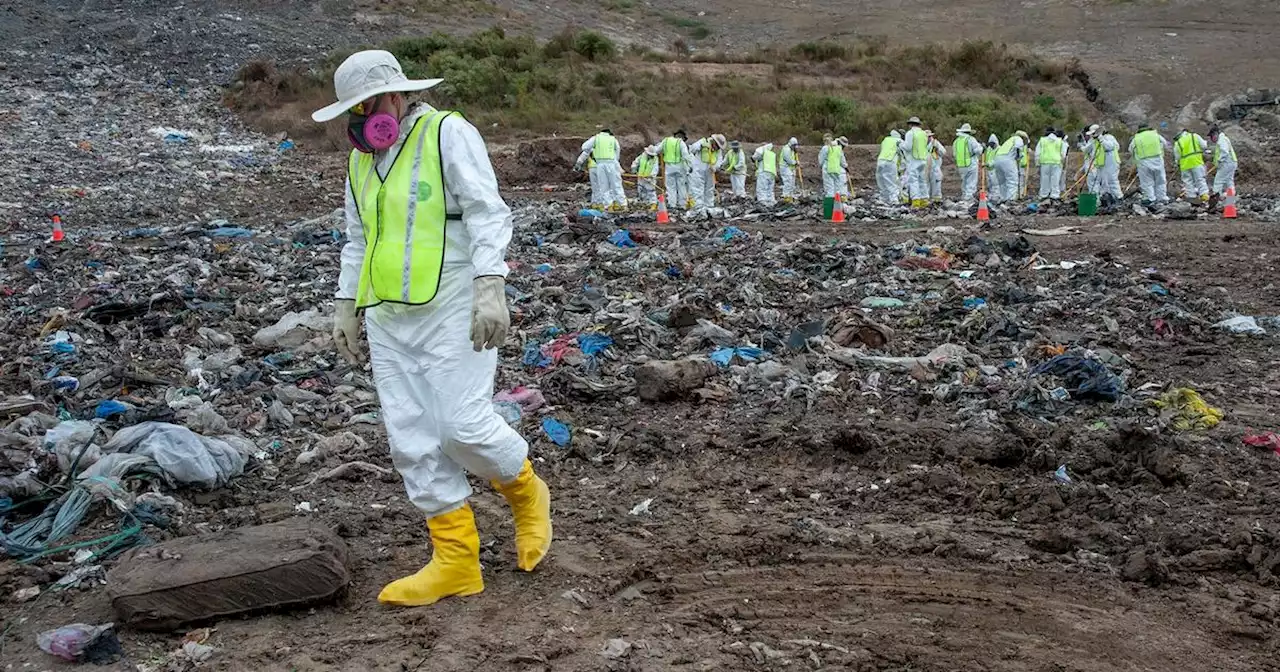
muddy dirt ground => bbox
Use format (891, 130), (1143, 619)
(4, 1), (1280, 671)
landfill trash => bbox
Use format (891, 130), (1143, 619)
(94, 399), (131, 419)
(1213, 315), (1266, 334)
(607, 229), (636, 248)
(541, 417), (572, 447)
(252, 309), (330, 349)
(101, 422), (249, 487)
(14, 585), (41, 602)
(1031, 355), (1125, 402)
(207, 226), (254, 238)
(600, 638), (633, 659)
(1053, 465), (1073, 485)
(1153, 388), (1224, 431)
(860, 297), (906, 309)
(1243, 430), (1280, 454)
(629, 498), (654, 515)
(635, 360), (714, 401)
(710, 346), (765, 367)
(37, 622), (122, 663)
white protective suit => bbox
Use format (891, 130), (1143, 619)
(927, 138), (946, 201)
(1173, 132), (1210, 200)
(954, 132), (983, 202)
(780, 140), (800, 201)
(875, 133), (903, 205)
(1129, 131), (1171, 202)
(576, 134), (626, 209)
(1213, 133), (1238, 196)
(752, 143), (777, 206)
(1035, 134), (1064, 199)
(586, 161), (603, 208)
(1098, 134), (1123, 199)
(900, 127), (930, 202)
(992, 136), (1025, 203)
(340, 104), (527, 517)
(661, 136), (693, 209)
(718, 148), (748, 198)
(818, 143), (849, 199)
(630, 149), (660, 207)
(688, 137), (722, 210)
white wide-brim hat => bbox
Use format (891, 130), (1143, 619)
(312, 50), (443, 122)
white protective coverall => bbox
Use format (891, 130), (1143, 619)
(1035, 133), (1064, 199)
(875, 132), (903, 205)
(1098, 134), (1123, 199)
(1213, 133), (1238, 196)
(953, 132), (983, 202)
(780, 139), (800, 201)
(688, 136), (723, 210)
(660, 136), (693, 209)
(630, 148), (660, 207)
(992, 136), (1025, 203)
(900, 126), (930, 202)
(1129, 131), (1171, 202)
(718, 147), (748, 198)
(340, 104), (527, 516)
(1058, 133), (1070, 194)
(576, 133), (626, 209)
(817, 142), (849, 199)
(1173, 132), (1210, 200)
(586, 160), (602, 208)
(927, 137), (947, 201)
(752, 143), (778, 206)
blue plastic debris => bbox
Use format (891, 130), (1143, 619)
(541, 417), (571, 447)
(208, 226), (253, 238)
(577, 333), (613, 356)
(1053, 465), (1073, 485)
(535, 263), (553, 274)
(1031, 354), (1124, 402)
(963, 297), (987, 311)
(94, 400), (129, 419)
(607, 229), (636, 248)
(710, 346), (765, 367)
(51, 376), (79, 392)
(721, 226), (746, 242)
(125, 228), (162, 238)
(578, 208), (605, 218)
(50, 341), (76, 355)
(262, 352), (294, 368)
(1148, 283), (1169, 297)
(665, 266), (682, 278)
(278, 139), (295, 151)
(25, 257), (42, 271)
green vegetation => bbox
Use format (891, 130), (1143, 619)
(663, 14), (712, 39)
(227, 29), (1092, 149)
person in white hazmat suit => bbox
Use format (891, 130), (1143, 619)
(1208, 126), (1238, 198)
(779, 137), (800, 202)
(1096, 128), (1124, 200)
(1128, 123), (1171, 203)
(583, 157), (602, 209)
(630, 145), (661, 209)
(1172, 129), (1210, 202)
(575, 129), (626, 211)
(1034, 127), (1064, 200)
(875, 130), (903, 205)
(818, 136), (849, 199)
(900, 117), (930, 207)
(952, 123), (983, 202)
(688, 133), (727, 210)
(718, 140), (748, 198)
(1056, 129), (1070, 195)
(660, 130), (693, 209)
(992, 130), (1029, 204)
(315, 50), (551, 608)
(925, 131), (946, 202)
(752, 142), (778, 206)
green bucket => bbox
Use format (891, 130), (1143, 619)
(1077, 192), (1098, 216)
(822, 197), (835, 219)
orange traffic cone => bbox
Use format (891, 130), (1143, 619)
(1222, 186), (1237, 219)
(656, 193), (670, 224)
(830, 193), (846, 223)
(51, 215), (64, 242)
(976, 191), (990, 222)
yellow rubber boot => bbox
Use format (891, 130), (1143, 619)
(492, 460), (552, 571)
(377, 503), (484, 607)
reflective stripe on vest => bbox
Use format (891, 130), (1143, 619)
(638, 154), (657, 177)
(953, 136), (972, 167)
(1176, 134), (1205, 171)
(910, 130), (928, 160)
(592, 133), (618, 161)
(1133, 130), (1162, 160)
(825, 145), (843, 173)
(878, 137), (898, 162)
(662, 137), (683, 164)
(1039, 137), (1062, 165)
(349, 111), (454, 309)
(761, 148), (777, 174)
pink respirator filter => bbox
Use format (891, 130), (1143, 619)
(363, 113), (400, 151)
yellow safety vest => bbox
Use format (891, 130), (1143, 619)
(1176, 133), (1204, 171)
(726, 150), (741, 171)
(878, 137), (898, 162)
(953, 136), (972, 167)
(1133, 130), (1162, 160)
(1092, 139), (1105, 167)
(910, 130), (928, 160)
(591, 133), (618, 161)
(782, 146), (797, 167)
(662, 137), (684, 164)
(1215, 138), (1237, 164)
(349, 111), (457, 309)
(996, 137), (1017, 157)
(825, 145), (844, 173)
(983, 146), (996, 168)
(699, 140), (718, 165)
(760, 147), (777, 174)
(1038, 136), (1062, 165)
(637, 154), (657, 178)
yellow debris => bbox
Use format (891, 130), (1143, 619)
(1152, 388), (1224, 431)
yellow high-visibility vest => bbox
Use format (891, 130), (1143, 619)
(1038, 136), (1062, 165)
(878, 137), (898, 162)
(637, 154), (658, 178)
(699, 140), (718, 165)
(1176, 133), (1205, 171)
(953, 136), (972, 167)
(760, 147), (777, 174)
(349, 110), (457, 309)
(1133, 130), (1163, 160)
(591, 133), (618, 161)
(825, 145), (844, 173)
(910, 130), (928, 160)
(662, 137), (684, 164)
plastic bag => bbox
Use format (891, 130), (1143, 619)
(44, 421), (102, 474)
(37, 622), (115, 661)
(101, 422), (244, 487)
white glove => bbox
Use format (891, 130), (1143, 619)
(332, 299), (363, 364)
(470, 276), (510, 352)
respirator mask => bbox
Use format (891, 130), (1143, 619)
(347, 96), (400, 153)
